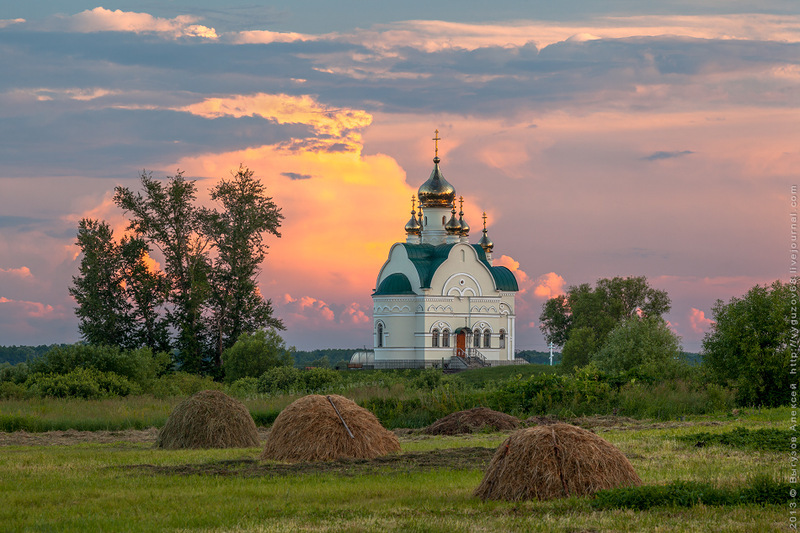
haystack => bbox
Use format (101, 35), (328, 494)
(261, 394), (400, 462)
(474, 423), (641, 501)
(423, 407), (519, 436)
(156, 390), (260, 449)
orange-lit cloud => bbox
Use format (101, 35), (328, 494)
(533, 272), (566, 299)
(230, 30), (320, 44)
(0, 19), (25, 28)
(178, 93), (372, 138)
(282, 294), (335, 323)
(0, 297), (61, 319)
(689, 307), (714, 334)
(0, 266), (33, 279)
(59, 7), (217, 39)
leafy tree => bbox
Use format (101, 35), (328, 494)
(69, 219), (131, 347)
(114, 171), (211, 372)
(540, 276), (671, 368)
(702, 280), (792, 407)
(222, 329), (293, 383)
(70, 219), (169, 352)
(205, 165), (284, 367)
(594, 317), (684, 382)
(561, 327), (599, 371)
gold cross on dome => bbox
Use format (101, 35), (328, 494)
(433, 129), (441, 157)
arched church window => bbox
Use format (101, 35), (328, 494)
(483, 329), (491, 348)
(377, 322), (384, 348)
(499, 329), (506, 349)
(432, 329), (439, 348)
(442, 329), (450, 348)
(473, 329), (481, 347)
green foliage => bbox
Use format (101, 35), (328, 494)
(249, 409), (280, 426)
(592, 476), (788, 510)
(702, 280), (792, 407)
(0, 381), (29, 400)
(560, 327), (598, 372)
(205, 165), (284, 367)
(301, 367), (341, 391)
(227, 377), (259, 398)
(26, 368), (139, 399)
(615, 379), (734, 419)
(28, 344), (170, 392)
(676, 427), (792, 452)
(539, 276), (671, 366)
(515, 349), (561, 365)
(0, 344), (64, 365)
(257, 366), (301, 394)
(0, 361), (30, 384)
(222, 329), (293, 383)
(150, 372), (220, 399)
(292, 348), (357, 369)
(593, 317), (685, 382)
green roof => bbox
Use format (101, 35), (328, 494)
(373, 273), (416, 295)
(396, 243), (518, 292)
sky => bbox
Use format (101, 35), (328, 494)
(0, 2), (797, 352)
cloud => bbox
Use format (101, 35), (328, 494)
(280, 293), (335, 323)
(689, 307), (714, 334)
(281, 172), (312, 180)
(0, 297), (61, 319)
(0, 266), (33, 279)
(644, 150), (694, 161)
(533, 272), (567, 299)
(0, 18), (25, 28)
(177, 93), (372, 138)
(229, 30), (320, 45)
(51, 7), (218, 39)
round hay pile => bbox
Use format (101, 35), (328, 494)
(156, 390), (260, 449)
(261, 394), (400, 462)
(474, 423), (641, 501)
(423, 407), (519, 435)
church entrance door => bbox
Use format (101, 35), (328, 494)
(455, 330), (467, 357)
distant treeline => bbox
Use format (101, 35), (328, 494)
(0, 345), (69, 365)
(292, 349), (358, 369)
(515, 350), (701, 366)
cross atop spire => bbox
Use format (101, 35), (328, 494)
(433, 129), (441, 158)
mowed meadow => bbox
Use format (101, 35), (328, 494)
(0, 366), (791, 533)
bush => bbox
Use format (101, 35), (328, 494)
(0, 381), (28, 400)
(301, 367), (341, 392)
(228, 377), (259, 398)
(28, 344), (170, 392)
(258, 366), (301, 394)
(0, 362), (30, 384)
(222, 329), (293, 383)
(25, 368), (139, 399)
(150, 372), (220, 399)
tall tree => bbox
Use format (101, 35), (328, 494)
(539, 276), (671, 369)
(205, 165), (284, 368)
(114, 171), (210, 372)
(702, 280), (792, 407)
(70, 220), (169, 351)
(70, 219), (131, 347)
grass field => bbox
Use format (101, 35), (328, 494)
(0, 405), (790, 532)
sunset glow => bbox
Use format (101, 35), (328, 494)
(0, 1), (794, 350)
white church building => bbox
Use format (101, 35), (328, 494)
(371, 133), (519, 367)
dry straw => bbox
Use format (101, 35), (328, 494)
(423, 407), (519, 436)
(474, 423), (641, 501)
(260, 394), (400, 462)
(156, 389), (260, 449)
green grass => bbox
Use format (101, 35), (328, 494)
(450, 363), (556, 387)
(0, 410), (789, 532)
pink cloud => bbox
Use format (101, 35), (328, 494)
(689, 308), (714, 334)
(0, 296), (61, 319)
(0, 266), (32, 279)
(340, 302), (371, 325)
(281, 293), (335, 323)
(60, 7), (217, 39)
(533, 272), (566, 299)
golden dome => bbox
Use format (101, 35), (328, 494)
(458, 196), (470, 236)
(445, 206), (461, 234)
(405, 196), (421, 235)
(418, 156), (456, 208)
(479, 212), (494, 252)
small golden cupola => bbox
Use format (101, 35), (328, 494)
(417, 130), (456, 208)
(458, 196), (470, 242)
(479, 211), (494, 262)
(404, 195), (422, 243)
(445, 205), (461, 243)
